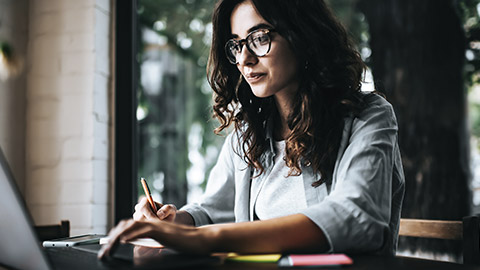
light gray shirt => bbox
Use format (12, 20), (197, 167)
(253, 140), (308, 220)
(181, 94), (405, 255)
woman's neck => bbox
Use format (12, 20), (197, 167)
(273, 96), (293, 141)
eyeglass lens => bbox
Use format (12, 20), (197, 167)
(225, 29), (271, 64)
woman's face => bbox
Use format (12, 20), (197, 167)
(229, 0), (299, 99)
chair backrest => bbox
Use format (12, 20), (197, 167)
(399, 216), (479, 265)
(34, 220), (70, 241)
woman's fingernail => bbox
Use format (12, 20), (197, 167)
(97, 246), (107, 259)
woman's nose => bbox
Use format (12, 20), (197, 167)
(237, 45), (258, 66)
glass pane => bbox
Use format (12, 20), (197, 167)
(136, 0), (223, 207)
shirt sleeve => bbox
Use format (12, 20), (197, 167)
(180, 133), (237, 226)
(300, 97), (399, 253)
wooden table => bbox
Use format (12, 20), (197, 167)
(46, 246), (480, 270)
(215, 255), (479, 270)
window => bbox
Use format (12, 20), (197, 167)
(136, 0), (223, 207)
(114, 1), (224, 222)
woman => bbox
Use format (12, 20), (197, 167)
(99, 0), (404, 258)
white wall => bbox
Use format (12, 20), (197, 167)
(0, 0), (113, 236)
(23, 0), (112, 235)
(0, 0), (28, 193)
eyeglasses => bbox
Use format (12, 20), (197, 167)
(225, 29), (275, 64)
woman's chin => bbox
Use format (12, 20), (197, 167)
(251, 88), (273, 98)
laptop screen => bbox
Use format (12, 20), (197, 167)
(0, 147), (51, 270)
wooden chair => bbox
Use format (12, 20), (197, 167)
(399, 216), (479, 264)
(34, 220), (70, 241)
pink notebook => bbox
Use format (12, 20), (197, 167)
(278, 254), (353, 267)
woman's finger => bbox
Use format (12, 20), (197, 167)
(133, 197), (164, 221)
(157, 204), (177, 222)
(133, 211), (146, 221)
(98, 219), (134, 259)
(98, 219), (164, 259)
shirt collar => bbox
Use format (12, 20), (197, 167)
(264, 116), (276, 155)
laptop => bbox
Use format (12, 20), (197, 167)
(0, 147), (220, 269)
(0, 147), (51, 270)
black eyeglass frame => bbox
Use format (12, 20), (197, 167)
(225, 28), (276, 65)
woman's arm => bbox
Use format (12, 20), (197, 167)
(174, 211), (195, 226)
(300, 95), (404, 254)
(98, 213), (328, 258)
(205, 213), (329, 253)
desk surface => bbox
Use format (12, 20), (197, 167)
(46, 246), (480, 270)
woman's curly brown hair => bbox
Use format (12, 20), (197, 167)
(207, 0), (367, 186)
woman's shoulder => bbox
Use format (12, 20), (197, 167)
(222, 129), (247, 158)
(362, 92), (393, 110)
(358, 92), (395, 119)
(349, 92), (398, 132)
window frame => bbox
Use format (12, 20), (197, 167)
(114, 0), (138, 224)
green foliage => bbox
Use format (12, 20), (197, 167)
(137, 0), (222, 201)
(138, 0), (215, 63)
(327, 0), (371, 63)
(0, 42), (12, 59)
(457, 0), (480, 87)
(471, 102), (480, 137)
(456, 0), (480, 144)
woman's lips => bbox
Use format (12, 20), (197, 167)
(245, 73), (265, 83)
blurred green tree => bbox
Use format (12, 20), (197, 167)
(136, 0), (221, 206)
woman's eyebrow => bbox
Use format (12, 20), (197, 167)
(247, 23), (273, 33)
(230, 23), (273, 39)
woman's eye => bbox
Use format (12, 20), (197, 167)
(233, 43), (242, 52)
(229, 42), (239, 52)
(253, 35), (268, 44)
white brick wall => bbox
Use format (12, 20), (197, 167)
(25, 0), (112, 235)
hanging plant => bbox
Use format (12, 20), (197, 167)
(0, 41), (23, 81)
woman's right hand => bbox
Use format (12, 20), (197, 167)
(133, 197), (177, 222)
